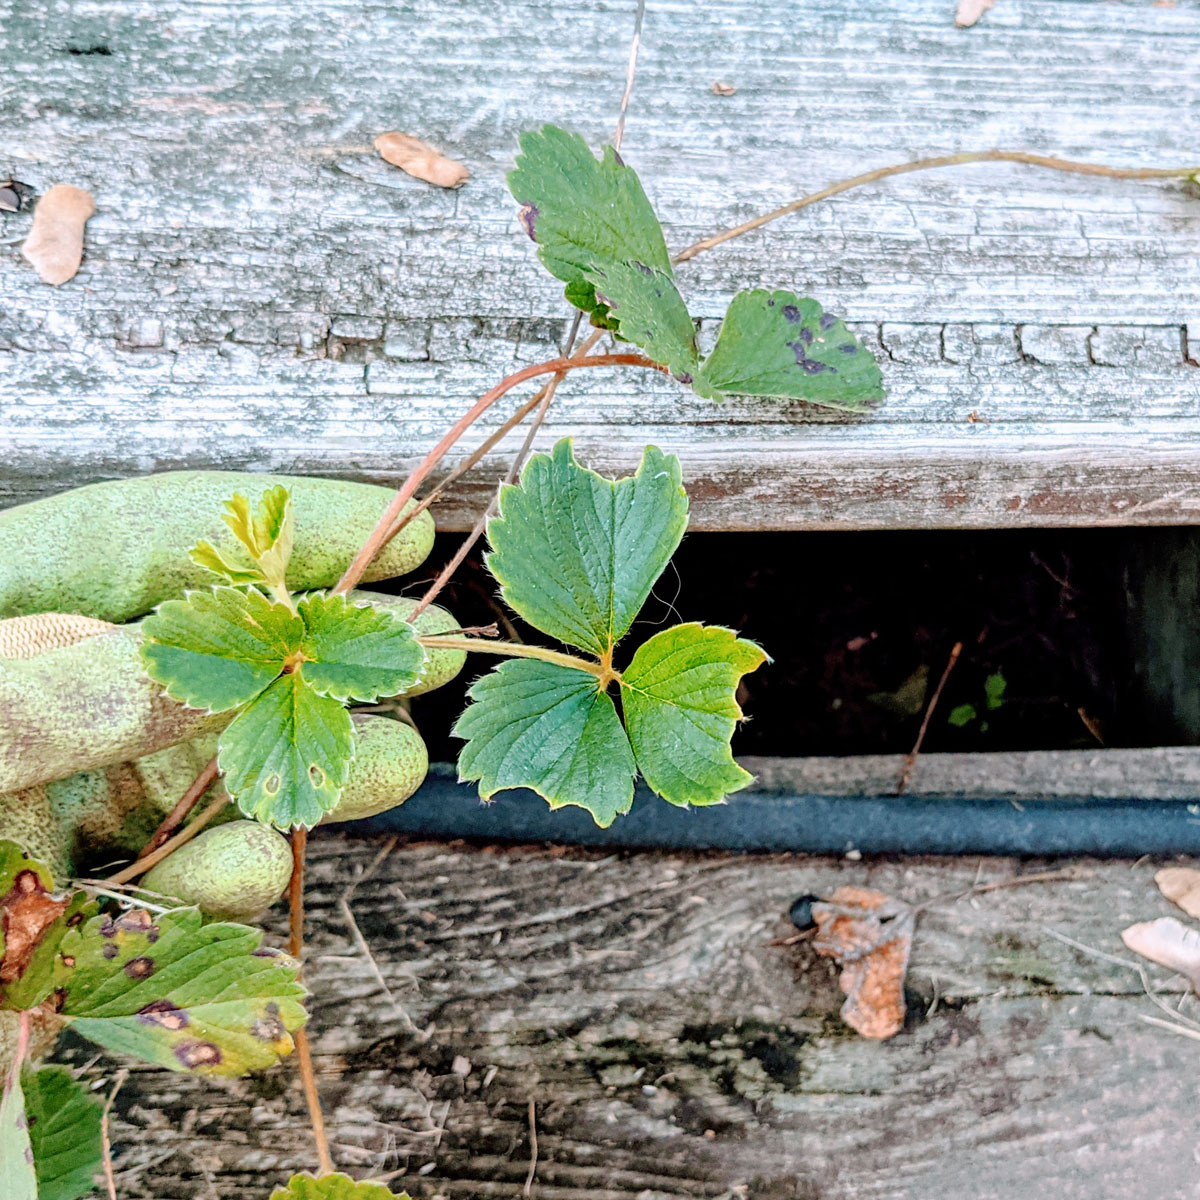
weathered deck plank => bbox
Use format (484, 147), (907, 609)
(79, 834), (1200, 1199)
(3, 0), (1200, 527)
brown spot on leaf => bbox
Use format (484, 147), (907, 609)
(518, 202), (538, 240)
(174, 1040), (223, 1069)
(138, 999), (189, 1030)
(101, 943), (119, 959)
(123, 955), (155, 979)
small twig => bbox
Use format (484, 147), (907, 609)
(612, 0), (647, 152)
(289, 826), (307, 961)
(416, 635), (604, 676)
(911, 867), (1086, 915)
(523, 1098), (539, 1198)
(1138, 1014), (1200, 1042)
(333, 352), (663, 597)
(136, 755), (219, 859)
(673, 149), (1200, 263)
(100, 1068), (129, 1200)
(339, 897), (422, 1037)
(106, 789), (229, 886)
(294, 1027), (335, 1176)
(896, 640), (963, 795)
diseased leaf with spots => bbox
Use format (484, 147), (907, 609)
(0, 842), (96, 1013)
(508, 124), (673, 326)
(53, 907), (306, 1077)
(271, 1172), (411, 1200)
(455, 660), (636, 827)
(487, 440), (688, 657)
(583, 260), (699, 379)
(218, 672), (352, 829)
(0, 1064), (35, 1200)
(621, 623), (768, 807)
(297, 593), (424, 702)
(693, 289), (883, 411)
(140, 587), (301, 713)
(23, 1065), (103, 1200)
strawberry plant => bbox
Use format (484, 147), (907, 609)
(1, 106), (1195, 1198)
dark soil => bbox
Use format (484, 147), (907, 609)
(376, 528), (1133, 762)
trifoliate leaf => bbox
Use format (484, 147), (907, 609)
(693, 289), (883, 411)
(218, 673), (352, 828)
(508, 124), (673, 325)
(223, 486), (294, 570)
(297, 593), (424, 703)
(53, 907), (306, 1077)
(271, 1173), (411, 1200)
(23, 1066), (103, 1200)
(0, 843), (95, 1013)
(621, 623), (767, 807)
(455, 659), (636, 827)
(189, 540), (268, 587)
(0, 1065), (35, 1200)
(583, 260), (699, 379)
(487, 440), (688, 657)
(141, 587), (302, 713)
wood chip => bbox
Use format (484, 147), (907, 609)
(811, 886), (914, 1039)
(955, 0), (995, 27)
(1121, 917), (1200, 991)
(710, 81), (737, 96)
(20, 183), (95, 285)
(1155, 867), (1200, 919)
(374, 132), (469, 189)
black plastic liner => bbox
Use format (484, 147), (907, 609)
(357, 765), (1200, 857)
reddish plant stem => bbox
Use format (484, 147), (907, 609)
(3, 1009), (30, 1104)
(136, 755), (219, 859)
(107, 789), (229, 885)
(288, 826), (307, 960)
(333, 352), (662, 597)
(294, 1026), (334, 1175)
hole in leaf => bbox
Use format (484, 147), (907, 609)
(309, 765), (325, 787)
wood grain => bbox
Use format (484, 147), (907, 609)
(72, 834), (1200, 1199)
(2, 0), (1200, 528)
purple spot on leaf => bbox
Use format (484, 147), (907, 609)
(819, 313), (839, 331)
(102, 943), (119, 959)
(138, 999), (189, 1030)
(802, 360), (830, 374)
(674, 371), (694, 385)
(799, 327), (814, 346)
(782, 305), (801, 324)
(517, 203), (538, 241)
(612, 148), (625, 167)
(839, 343), (859, 354)
(787, 340), (808, 364)
(174, 1040), (223, 1069)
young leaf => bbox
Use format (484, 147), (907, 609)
(455, 659), (636, 827)
(223, 486), (293, 567)
(54, 907), (306, 1077)
(508, 124), (673, 325)
(141, 587), (302, 713)
(218, 673), (352, 828)
(297, 593), (424, 703)
(23, 1065), (103, 1200)
(692, 289), (883, 411)
(0, 1066), (35, 1200)
(487, 440), (688, 657)
(271, 1172), (411, 1200)
(189, 540), (267, 587)
(620, 623), (768, 807)
(0, 843), (95, 1013)
(583, 260), (699, 380)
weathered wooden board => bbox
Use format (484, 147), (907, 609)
(77, 834), (1200, 1199)
(3, 0), (1200, 528)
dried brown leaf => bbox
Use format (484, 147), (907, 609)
(955, 0), (995, 27)
(1, 869), (68, 984)
(1155, 867), (1200, 920)
(374, 132), (469, 189)
(710, 81), (737, 97)
(811, 886), (913, 1039)
(20, 184), (95, 285)
(1121, 917), (1200, 991)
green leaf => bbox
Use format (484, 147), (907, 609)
(54, 907), (306, 1077)
(218, 673), (352, 828)
(583, 260), (699, 379)
(693, 289), (883, 411)
(0, 843), (96, 1013)
(0, 1066), (35, 1200)
(947, 703), (977, 728)
(190, 487), (295, 592)
(23, 1066), (102, 1200)
(508, 125), (673, 325)
(141, 587), (302, 713)
(984, 671), (1007, 711)
(270, 1173), (411, 1200)
(487, 440), (688, 657)
(297, 593), (424, 703)
(621, 624), (767, 808)
(455, 660), (636, 827)
(189, 540), (267, 587)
